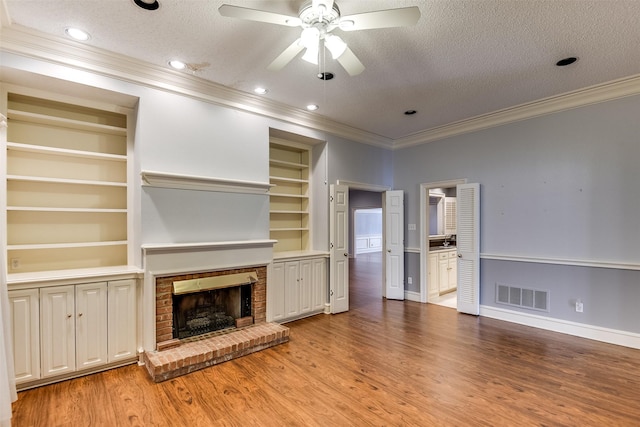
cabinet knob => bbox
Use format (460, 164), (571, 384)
(67, 314), (72, 319)
(344, 253), (348, 257)
(458, 253), (462, 258)
(78, 313), (83, 317)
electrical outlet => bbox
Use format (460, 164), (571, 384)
(10, 258), (20, 270)
(575, 299), (583, 313)
(407, 276), (413, 285)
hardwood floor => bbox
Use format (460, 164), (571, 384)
(12, 253), (640, 426)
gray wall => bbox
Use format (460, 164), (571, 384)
(394, 94), (640, 332)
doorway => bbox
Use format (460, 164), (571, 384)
(330, 181), (404, 313)
(420, 179), (466, 308)
(350, 191), (383, 307)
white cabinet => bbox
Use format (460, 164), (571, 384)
(8, 289), (40, 384)
(8, 278), (137, 387)
(437, 250), (458, 294)
(40, 285), (76, 377)
(40, 283), (108, 377)
(269, 257), (327, 322)
(427, 253), (439, 299)
(75, 282), (108, 370)
(107, 279), (137, 362)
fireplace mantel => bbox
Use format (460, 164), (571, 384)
(141, 239), (276, 352)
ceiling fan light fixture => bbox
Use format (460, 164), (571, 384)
(325, 34), (347, 59)
(302, 45), (319, 64)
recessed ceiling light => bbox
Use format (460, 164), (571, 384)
(404, 110), (417, 115)
(64, 27), (90, 41)
(317, 72), (334, 81)
(254, 87), (268, 95)
(306, 104), (319, 111)
(133, 0), (160, 11)
(556, 57), (578, 67)
(168, 60), (187, 70)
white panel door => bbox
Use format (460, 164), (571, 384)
(41, 286), (75, 377)
(384, 190), (405, 300)
(456, 183), (480, 315)
(8, 289), (40, 383)
(330, 184), (349, 313)
(108, 279), (137, 362)
(76, 282), (108, 370)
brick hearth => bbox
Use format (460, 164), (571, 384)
(144, 322), (289, 382)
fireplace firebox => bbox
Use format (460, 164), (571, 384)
(170, 271), (257, 340)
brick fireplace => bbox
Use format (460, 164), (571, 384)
(141, 240), (288, 382)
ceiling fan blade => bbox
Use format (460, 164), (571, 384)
(340, 7), (420, 31)
(337, 46), (365, 76)
(219, 4), (301, 27)
(267, 39), (305, 71)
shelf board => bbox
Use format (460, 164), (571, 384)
(8, 240), (128, 250)
(269, 159), (308, 170)
(6, 142), (126, 161)
(6, 175), (127, 187)
(269, 175), (309, 184)
(7, 206), (127, 213)
(270, 210), (308, 214)
(269, 193), (308, 199)
(8, 109), (127, 136)
(269, 227), (309, 232)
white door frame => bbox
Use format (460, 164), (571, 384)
(419, 179), (466, 304)
(333, 180), (391, 309)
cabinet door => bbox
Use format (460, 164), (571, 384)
(108, 279), (137, 362)
(284, 261), (300, 318)
(299, 259), (313, 314)
(438, 257), (450, 293)
(269, 262), (286, 322)
(8, 289), (40, 383)
(41, 286), (75, 377)
(427, 254), (439, 298)
(448, 252), (458, 291)
(311, 258), (327, 312)
(75, 282), (108, 370)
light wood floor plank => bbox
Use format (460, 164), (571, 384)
(11, 253), (640, 426)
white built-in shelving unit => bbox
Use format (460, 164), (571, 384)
(5, 92), (129, 273)
(269, 138), (311, 253)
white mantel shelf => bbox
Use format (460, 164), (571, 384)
(140, 170), (274, 194)
(142, 240), (277, 253)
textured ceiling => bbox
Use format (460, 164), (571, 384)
(3, 0), (640, 140)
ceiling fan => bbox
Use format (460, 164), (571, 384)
(218, 0), (420, 76)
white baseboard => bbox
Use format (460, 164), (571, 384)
(405, 291), (421, 302)
(480, 305), (640, 349)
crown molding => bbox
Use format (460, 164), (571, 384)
(0, 24), (393, 149)
(3, 24), (640, 152)
(393, 73), (640, 149)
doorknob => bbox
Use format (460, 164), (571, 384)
(344, 253), (348, 257)
(387, 249), (391, 253)
(458, 253), (462, 258)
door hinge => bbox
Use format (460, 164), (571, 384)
(330, 289), (334, 296)
(330, 195), (334, 202)
(330, 242), (334, 249)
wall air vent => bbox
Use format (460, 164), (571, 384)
(496, 283), (549, 312)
